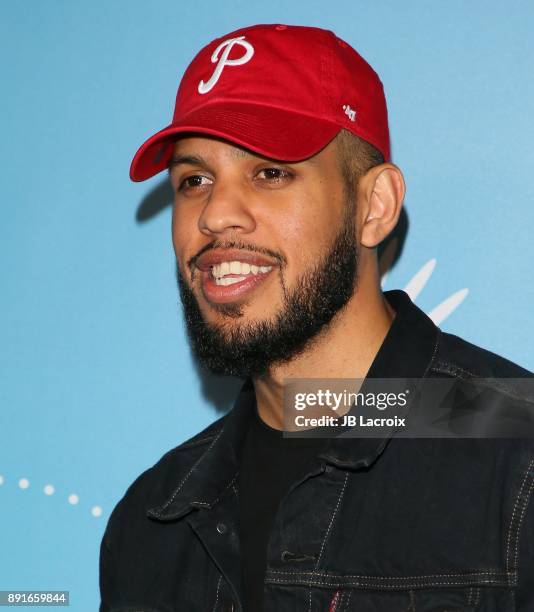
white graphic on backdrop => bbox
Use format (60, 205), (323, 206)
(0, 473), (103, 518)
(427, 289), (469, 325)
(402, 258), (436, 301)
(380, 239), (469, 325)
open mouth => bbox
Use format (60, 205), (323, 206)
(201, 259), (275, 303)
(193, 248), (280, 305)
(212, 261), (273, 285)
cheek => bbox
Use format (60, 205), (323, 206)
(270, 201), (340, 265)
(171, 205), (198, 272)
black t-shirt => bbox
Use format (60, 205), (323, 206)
(237, 401), (326, 612)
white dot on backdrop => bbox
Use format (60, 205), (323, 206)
(19, 478), (29, 489)
(91, 506), (103, 517)
(68, 494), (79, 505)
(43, 484), (55, 496)
(0, 475), (4, 485)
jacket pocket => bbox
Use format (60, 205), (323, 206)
(327, 584), (515, 611)
(266, 567), (516, 611)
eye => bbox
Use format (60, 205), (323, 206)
(255, 167), (292, 183)
(177, 174), (213, 193)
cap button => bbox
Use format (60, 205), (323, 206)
(275, 24), (287, 30)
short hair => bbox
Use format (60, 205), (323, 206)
(335, 129), (385, 199)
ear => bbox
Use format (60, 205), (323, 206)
(359, 164), (405, 248)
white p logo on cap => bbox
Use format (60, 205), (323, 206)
(198, 35), (255, 94)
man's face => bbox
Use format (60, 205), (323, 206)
(169, 135), (360, 377)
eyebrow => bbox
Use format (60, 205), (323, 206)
(168, 154), (206, 171)
(166, 144), (306, 174)
(166, 147), (317, 177)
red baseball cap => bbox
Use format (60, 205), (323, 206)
(130, 24), (390, 182)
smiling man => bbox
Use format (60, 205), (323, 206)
(170, 133), (400, 402)
(100, 24), (534, 612)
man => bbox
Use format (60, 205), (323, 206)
(100, 24), (534, 611)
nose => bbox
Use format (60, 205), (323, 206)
(198, 181), (256, 237)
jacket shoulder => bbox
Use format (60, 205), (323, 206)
(431, 330), (533, 379)
(142, 411), (228, 485)
(102, 413), (228, 544)
(171, 412), (227, 451)
(131, 411), (226, 489)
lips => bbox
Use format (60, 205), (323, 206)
(194, 249), (278, 304)
(195, 248), (278, 271)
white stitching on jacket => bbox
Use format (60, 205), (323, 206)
(154, 426), (225, 514)
(307, 472), (350, 612)
(212, 574), (222, 612)
(505, 458), (534, 572)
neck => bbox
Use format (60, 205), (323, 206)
(253, 260), (396, 430)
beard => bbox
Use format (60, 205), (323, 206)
(176, 198), (359, 379)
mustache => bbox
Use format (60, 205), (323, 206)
(188, 239), (286, 271)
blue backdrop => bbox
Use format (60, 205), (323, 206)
(1, 1), (533, 609)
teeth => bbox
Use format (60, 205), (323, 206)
(211, 260), (273, 279)
(214, 276), (246, 286)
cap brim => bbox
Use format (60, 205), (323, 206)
(129, 102), (341, 182)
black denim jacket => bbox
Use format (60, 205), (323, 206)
(99, 290), (534, 611)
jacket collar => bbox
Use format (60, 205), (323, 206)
(317, 288), (440, 469)
(147, 289), (441, 521)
